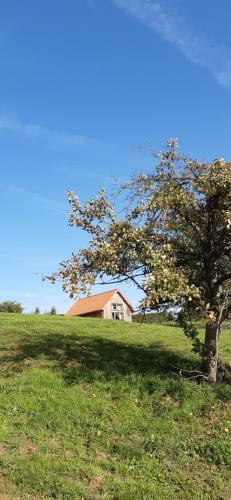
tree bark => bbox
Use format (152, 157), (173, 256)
(202, 321), (220, 383)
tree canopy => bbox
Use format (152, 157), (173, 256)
(47, 140), (231, 383)
(0, 301), (23, 313)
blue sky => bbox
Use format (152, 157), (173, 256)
(1, 0), (231, 313)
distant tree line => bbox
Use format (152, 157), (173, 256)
(0, 302), (58, 315)
(133, 311), (175, 324)
(34, 306), (57, 315)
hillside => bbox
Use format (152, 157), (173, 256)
(0, 314), (230, 499)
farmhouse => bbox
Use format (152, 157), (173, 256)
(65, 289), (134, 322)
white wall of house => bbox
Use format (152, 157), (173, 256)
(103, 291), (132, 322)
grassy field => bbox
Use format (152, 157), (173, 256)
(0, 314), (230, 499)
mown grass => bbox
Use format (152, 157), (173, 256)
(0, 313), (230, 499)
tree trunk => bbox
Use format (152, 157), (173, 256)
(202, 321), (220, 383)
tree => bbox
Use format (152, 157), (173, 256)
(34, 307), (40, 315)
(50, 306), (57, 315)
(0, 301), (23, 313)
(46, 140), (231, 383)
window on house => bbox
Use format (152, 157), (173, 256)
(112, 312), (124, 320)
(112, 303), (123, 310)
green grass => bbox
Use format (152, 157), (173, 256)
(0, 314), (230, 499)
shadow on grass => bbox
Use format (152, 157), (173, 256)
(0, 333), (200, 384)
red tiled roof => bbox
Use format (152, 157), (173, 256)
(65, 289), (134, 316)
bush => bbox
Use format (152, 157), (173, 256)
(0, 301), (23, 313)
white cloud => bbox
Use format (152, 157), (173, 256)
(113, 0), (231, 87)
(22, 292), (36, 298)
(7, 184), (67, 214)
(0, 290), (33, 297)
(0, 115), (98, 147)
